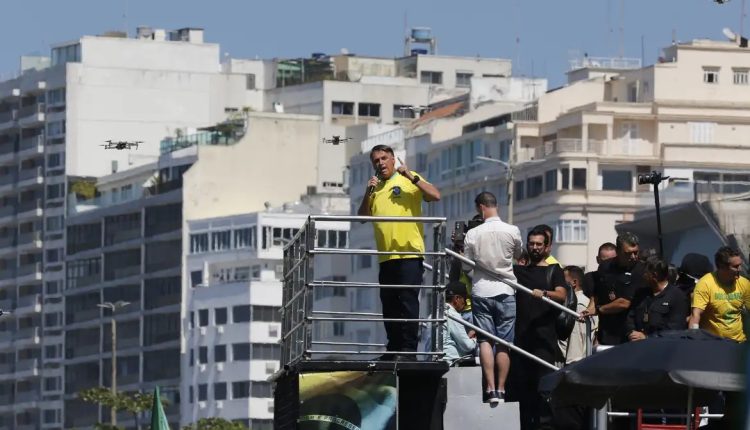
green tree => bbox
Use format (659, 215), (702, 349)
(182, 417), (249, 430)
(79, 387), (168, 429)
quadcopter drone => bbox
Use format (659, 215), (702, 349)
(101, 140), (142, 150)
(322, 136), (352, 145)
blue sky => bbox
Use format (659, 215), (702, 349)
(0, 0), (744, 87)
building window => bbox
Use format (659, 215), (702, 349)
(358, 103), (381, 117)
(456, 72), (473, 87)
(526, 175), (543, 199)
(252, 382), (273, 398)
(514, 181), (525, 201)
(214, 382), (227, 400)
(689, 122), (716, 144)
(211, 230), (231, 251)
(198, 347), (208, 364)
(733, 68), (749, 85)
(358, 255), (371, 269)
(190, 233), (208, 253)
(393, 105), (415, 119)
(252, 306), (281, 322)
(47, 153), (63, 168)
(572, 168), (587, 190)
(190, 270), (203, 288)
(555, 220), (588, 243)
(215, 308), (227, 325)
(246, 74), (256, 90)
(333, 321), (344, 336)
(332, 101), (354, 115)
(232, 381), (251, 399)
(234, 227), (255, 249)
(252, 344), (281, 360)
(214, 345), (226, 363)
(561, 168), (570, 190)
(233, 305), (251, 323)
(544, 170), (557, 192)
(420, 71), (443, 84)
(46, 215), (64, 232)
(198, 384), (207, 401)
(198, 309), (208, 327)
(233, 343), (251, 360)
(602, 169), (633, 191)
(703, 67), (719, 84)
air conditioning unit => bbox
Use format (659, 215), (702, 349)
(217, 363), (224, 371)
(217, 326), (224, 334)
(268, 401), (274, 413)
(216, 401), (223, 409)
(199, 364), (206, 372)
(198, 401), (206, 409)
(199, 327), (206, 335)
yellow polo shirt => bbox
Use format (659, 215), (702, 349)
(370, 171), (426, 263)
(692, 272), (750, 342)
(546, 255), (560, 266)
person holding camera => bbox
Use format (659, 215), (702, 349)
(450, 214), (483, 324)
(357, 144), (441, 360)
(463, 192), (523, 405)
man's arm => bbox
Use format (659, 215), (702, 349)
(396, 158), (440, 202)
(688, 307), (704, 328)
(625, 302), (639, 336)
(512, 227), (523, 260)
(689, 279), (709, 328)
(598, 298), (631, 315)
(357, 176), (379, 216)
(666, 293), (689, 330)
(449, 318), (477, 355)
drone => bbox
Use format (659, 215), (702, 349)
(101, 140), (142, 150)
(322, 136), (352, 145)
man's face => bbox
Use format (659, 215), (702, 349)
(643, 270), (657, 287)
(527, 234), (547, 263)
(717, 256), (742, 284)
(617, 243), (640, 268)
(451, 295), (466, 312)
(564, 270), (576, 288)
(597, 248), (617, 265)
(544, 232), (553, 257)
(370, 150), (395, 179)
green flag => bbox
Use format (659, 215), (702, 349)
(150, 386), (170, 430)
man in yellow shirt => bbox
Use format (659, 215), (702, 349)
(357, 145), (441, 359)
(689, 246), (750, 342)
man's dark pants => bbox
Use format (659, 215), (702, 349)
(378, 258), (423, 352)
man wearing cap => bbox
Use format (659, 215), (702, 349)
(443, 281), (477, 363)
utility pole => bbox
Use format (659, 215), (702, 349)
(98, 301), (130, 427)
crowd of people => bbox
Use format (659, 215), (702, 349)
(358, 144), (749, 430)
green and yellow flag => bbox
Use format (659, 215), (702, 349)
(150, 386), (170, 430)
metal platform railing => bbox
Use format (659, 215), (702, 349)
(281, 215), (448, 367)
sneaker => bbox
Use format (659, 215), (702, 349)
(482, 391), (491, 403)
(487, 391), (500, 406)
(494, 390), (506, 403)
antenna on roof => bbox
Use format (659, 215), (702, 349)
(618, 0), (625, 57)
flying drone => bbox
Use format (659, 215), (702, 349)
(101, 140), (142, 150)
(322, 136), (352, 145)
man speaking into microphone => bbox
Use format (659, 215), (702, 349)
(358, 144), (441, 360)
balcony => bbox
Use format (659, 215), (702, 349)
(0, 109), (17, 130)
(16, 199), (42, 219)
(67, 343), (100, 359)
(17, 166), (43, 187)
(14, 327), (40, 345)
(17, 231), (42, 250)
(0, 362), (12, 374)
(66, 308), (100, 324)
(15, 294), (41, 314)
(69, 273), (102, 290)
(105, 228), (142, 246)
(14, 390), (40, 404)
(18, 136), (44, 159)
(14, 358), (39, 378)
(0, 142), (16, 165)
(16, 262), (42, 283)
(569, 56), (642, 70)
(0, 234), (16, 249)
(17, 103), (45, 126)
(110, 265), (141, 279)
(0, 205), (15, 224)
(0, 331), (11, 344)
(531, 138), (656, 160)
(0, 298), (14, 311)
(0, 172), (16, 194)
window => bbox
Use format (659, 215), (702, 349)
(214, 382), (227, 400)
(189, 386), (193, 403)
(234, 227), (254, 248)
(420, 71), (443, 84)
(602, 169), (633, 191)
(333, 321), (344, 336)
(252, 344), (281, 360)
(555, 219), (588, 243)
(198, 309), (208, 327)
(47, 88), (66, 105)
(627, 83), (637, 102)
(46, 215), (63, 232)
(232, 381), (251, 399)
(47, 120), (65, 137)
(332, 101), (354, 115)
(561, 168), (570, 190)
(47, 153), (63, 168)
(252, 306), (281, 322)
(214, 345), (226, 362)
(190, 270), (203, 288)
(689, 122), (716, 144)
(456, 72), (473, 87)
(393, 104), (415, 119)
(44, 377), (60, 391)
(198, 384), (207, 401)
(189, 349), (194, 366)
(233, 343), (251, 360)
(703, 67), (719, 84)
(246, 74), (256, 90)
(211, 230), (231, 251)
(51, 43), (80, 66)
(233, 305), (251, 323)
(733, 68), (749, 85)
(572, 168), (587, 190)
(526, 175), (543, 198)
(358, 103), (380, 117)
(544, 170), (557, 192)
(252, 382), (273, 398)
(46, 248), (63, 264)
(198, 347), (208, 364)
(43, 409), (61, 425)
(514, 181), (525, 201)
(215, 308), (227, 325)
(358, 255), (371, 269)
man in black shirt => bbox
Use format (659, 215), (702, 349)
(582, 232), (646, 345)
(626, 257), (688, 340)
(509, 226), (566, 430)
(583, 242), (617, 298)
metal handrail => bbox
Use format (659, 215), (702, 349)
(308, 280), (443, 290)
(446, 312), (558, 371)
(309, 215), (447, 223)
(310, 248), (445, 256)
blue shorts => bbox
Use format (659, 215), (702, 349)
(471, 294), (516, 344)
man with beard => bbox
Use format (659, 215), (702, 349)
(508, 226), (567, 429)
(582, 232), (646, 346)
(582, 242), (617, 299)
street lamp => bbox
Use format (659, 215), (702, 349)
(476, 155), (545, 225)
(98, 300), (130, 427)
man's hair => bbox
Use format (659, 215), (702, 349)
(668, 264), (678, 284)
(615, 232), (639, 251)
(598, 242), (617, 255)
(474, 192), (497, 208)
(445, 281), (468, 301)
(517, 249), (529, 264)
(527, 226), (549, 245)
(369, 145), (394, 158)
(534, 224), (554, 243)
(644, 256), (670, 282)
(564, 265), (585, 285)
(640, 248), (658, 261)
(715, 246), (742, 269)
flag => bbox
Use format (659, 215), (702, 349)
(150, 386), (170, 430)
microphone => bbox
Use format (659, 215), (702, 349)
(367, 172), (382, 195)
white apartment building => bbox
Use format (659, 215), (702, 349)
(180, 201), (350, 428)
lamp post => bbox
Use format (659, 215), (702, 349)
(476, 156), (544, 225)
(98, 300), (130, 427)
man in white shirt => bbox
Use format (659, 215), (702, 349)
(463, 192), (523, 405)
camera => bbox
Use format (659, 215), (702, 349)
(452, 216), (483, 247)
(638, 170), (668, 186)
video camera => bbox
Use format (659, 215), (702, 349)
(452, 216), (483, 248)
(638, 170), (669, 186)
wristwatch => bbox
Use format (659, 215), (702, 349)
(411, 175), (421, 185)
(542, 290), (549, 298)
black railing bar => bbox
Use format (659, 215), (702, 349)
(309, 281), (443, 290)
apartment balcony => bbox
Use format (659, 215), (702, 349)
(0, 393), (11, 405)
(17, 231), (42, 251)
(110, 265), (141, 279)
(0, 362), (12, 375)
(17, 423), (41, 430)
(0, 172), (16, 195)
(531, 138), (656, 161)
(17, 166), (43, 188)
(67, 343), (100, 359)
(16, 262), (42, 283)
(0, 234), (16, 250)
(0, 298), (14, 312)
(14, 293), (41, 315)
(13, 327), (40, 346)
(0, 267), (16, 283)
(0, 109), (17, 131)
(0, 205), (15, 225)
(18, 103), (45, 127)
(69, 273), (102, 290)
(17, 135), (44, 159)
(16, 199), (42, 220)
(66, 308), (100, 325)
(14, 389), (40, 405)
(14, 358), (39, 378)
(104, 227), (142, 246)
(0, 331), (11, 345)
(0, 141), (16, 165)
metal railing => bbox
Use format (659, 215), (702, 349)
(281, 215), (448, 367)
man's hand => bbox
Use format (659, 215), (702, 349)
(578, 309), (594, 322)
(366, 176), (380, 194)
(467, 330), (476, 339)
(628, 330), (646, 341)
(396, 157), (414, 181)
(532, 289), (544, 299)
